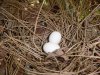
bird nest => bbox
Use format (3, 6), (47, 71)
(0, 0), (100, 75)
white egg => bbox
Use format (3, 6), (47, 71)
(49, 31), (61, 44)
(43, 42), (60, 53)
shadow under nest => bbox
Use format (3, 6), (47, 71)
(0, 1), (100, 75)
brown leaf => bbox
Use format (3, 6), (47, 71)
(55, 50), (64, 56)
(0, 26), (4, 33)
(0, 59), (3, 65)
(0, 60), (5, 75)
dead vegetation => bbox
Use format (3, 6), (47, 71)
(0, 0), (100, 75)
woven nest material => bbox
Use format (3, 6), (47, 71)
(0, 0), (100, 75)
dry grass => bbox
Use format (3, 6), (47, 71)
(0, 0), (100, 75)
